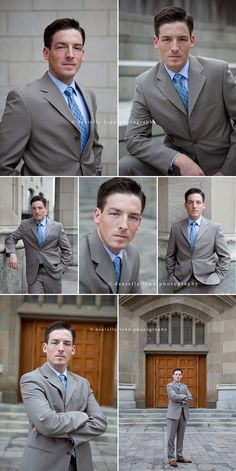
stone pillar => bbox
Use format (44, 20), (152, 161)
(217, 384), (236, 409)
(0, 178), (27, 293)
(54, 177), (78, 266)
(119, 384), (136, 409)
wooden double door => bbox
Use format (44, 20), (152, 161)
(19, 319), (116, 405)
(146, 354), (207, 408)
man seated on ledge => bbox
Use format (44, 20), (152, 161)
(120, 6), (236, 176)
(79, 177), (146, 294)
(165, 188), (230, 293)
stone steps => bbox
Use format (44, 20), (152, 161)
(119, 408), (236, 427)
(0, 404), (117, 440)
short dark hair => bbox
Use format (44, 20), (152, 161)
(31, 195), (47, 207)
(154, 6), (194, 37)
(44, 18), (85, 49)
(173, 368), (183, 374)
(44, 321), (76, 344)
(96, 177), (146, 213)
(185, 188), (205, 203)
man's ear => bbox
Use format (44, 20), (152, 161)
(42, 343), (47, 353)
(153, 35), (159, 49)
(94, 207), (101, 224)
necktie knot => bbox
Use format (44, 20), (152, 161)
(173, 73), (188, 111)
(64, 86), (74, 98)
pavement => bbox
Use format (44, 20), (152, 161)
(0, 435), (117, 471)
(119, 425), (236, 471)
(62, 265), (78, 293)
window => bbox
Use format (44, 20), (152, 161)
(160, 317), (168, 344)
(147, 321), (157, 344)
(196, 322), (205, 344)
(172, 313), (180, 344)
(184, 317), (192, 344)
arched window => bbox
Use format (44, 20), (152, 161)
(147, 321), (157, 344)
(146, 312), (205, 346)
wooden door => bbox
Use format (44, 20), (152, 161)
(146, 354), (206, 408)
(19, 319), (116, 405)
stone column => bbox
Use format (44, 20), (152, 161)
(54, 177), (78, 266)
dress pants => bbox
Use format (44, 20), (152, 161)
(28, 266), (62, 294)
(167, 409), (186, 461)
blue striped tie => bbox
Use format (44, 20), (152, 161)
(36, 222), (44, 247)
(173, 74), (188, 111)
(113, 256), (121, 285)
(190, 222), (198, 250)
(59, 374), (76, 458)
(64, 86), (88, 153)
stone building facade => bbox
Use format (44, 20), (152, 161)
(120, 295), (236, 409)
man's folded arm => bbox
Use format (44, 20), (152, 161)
(167, 384), (186, 402)
(20, 376), (89, 437)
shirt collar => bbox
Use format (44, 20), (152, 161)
(47, 363), (67, 378)
(35, 217), (47, 226)
(164, 59), (189, 81)
(103, 244), (123, 262)
(48, 71), (77, 96)
(188, 216), (202, 226)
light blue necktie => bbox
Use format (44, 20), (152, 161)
(113, 256), (121, 285)
(190, 222), (198, 250)
(64, 86), (88, 153)
(36, 222), (44, 247)
(172, 73), (188, 111)
(59, 374), (76, 458)
(59, 373), (67, 390)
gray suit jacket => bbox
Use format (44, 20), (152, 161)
(166, 216), (230, 288)
(167, 381), (192, 421)
(125, 55), (236, 175)
(19, 362), (107, 471)
(0, 72), (103, 176)
(79, 230), (141, 294)
(5, 218), (72, 285)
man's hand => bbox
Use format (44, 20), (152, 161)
(174, 153), (205, 176)
(8, 253), (19, 269)
(213, 171), (224, 176)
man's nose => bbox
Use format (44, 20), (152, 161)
(171, 39), (179, 51)
(119, 215), (128, 229)
(58, 343), (65, 350)
(66, 46), (74, 58)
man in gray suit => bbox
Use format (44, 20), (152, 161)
(120, 6), (236, 176)
(79, 177), (146, 293)
(165, 188), (230, 293)
(0, 18), (102, 176)
(167, 368), (192, 467)
(19, 320), (107, 471)
(5, 195), (72, 293)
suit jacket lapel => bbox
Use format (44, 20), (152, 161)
(156, 62), (187, 114)
(39, 363), (65, 401)
(188, 55), (206, 116)
(89, 231), (117, 293)
(44, 218), (53, 243)
(180, 219), (190, 244)
(29, 218), (39, 244)
(65, 373), (78, 406)
(195, 217), (209, 243)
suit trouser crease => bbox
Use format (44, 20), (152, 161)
(167, 410), (186, 460)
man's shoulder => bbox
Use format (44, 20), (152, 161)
(20, 366), (41, 382)
(192, 55), (228, 70)
(124, 243), (139, 259)
(136, 62), (160, 83)
(68, 371), (89, 385)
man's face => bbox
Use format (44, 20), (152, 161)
(43, 28), (84, 84)
(185, 193), (206, 220)
(94, 192), (142, 254)
(43, 329), (75, 372)
(153, 21), (195, 72)
(173, 370), (182, 383)
(31, 201), (48, 222)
